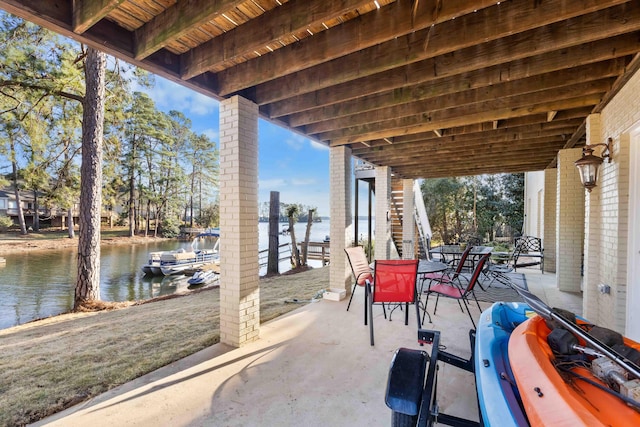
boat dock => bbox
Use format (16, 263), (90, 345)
(299, 242), (330, 266)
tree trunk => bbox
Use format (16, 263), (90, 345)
(289, 217), (300, 268)
(11, 156), (27, 235)
(74, 47), (106, 310)
(302, 209), (314, 266)
(267, 191), (280, 275)
(128, 163), (135, 237)
(145, 199), (151, 237)
(67, 207), (75, 238)
(33, 190), (40, 232)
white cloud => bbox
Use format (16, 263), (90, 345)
(291, 178), (316, 186)
(136, 77), (219, 117)
(284, 135), (306, 151)
(200, 128), (219, 141)
(259, 178), (287, 189)
(309, 140), (329, 151)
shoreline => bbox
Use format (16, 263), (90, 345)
(0, 230), (167, 256)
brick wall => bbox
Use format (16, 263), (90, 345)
(543, 168), (557, 273)
(219, 96), (260, 347)
(556, 147), (584, 292)
(329, 146), (353, 291)
(585, 65), (640, 332)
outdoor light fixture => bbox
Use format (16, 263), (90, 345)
(574, 137), (612, 192)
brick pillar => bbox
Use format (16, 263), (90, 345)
(543, 168), (557, 273)
(219, 96), (259, 347)
(556, 147), (585, 292)
(329, 146), (352, 291)
(583, 114), (602, 320)
(375, 166), (392, 260)
(402, 179), (415, 259)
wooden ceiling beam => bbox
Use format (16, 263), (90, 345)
(73, 0), (124, 34)
(367, 118), (585, 149)
(393, 161), (553, 179)
(258, 2), (639, 107)
(373, 112), (589, 146)
(389, 149), (564, 168)
(133, 0), (245, 60)
(179, 0), (376, 79)
(326, 93), (604, 145)
(304, 79), (613, 135)
(353, 128), (578, 157)
(360, 137), (567, 162)
(289, 60), (625, 127)
(217, 0), (629, 97)
(267, 30), (639, 119)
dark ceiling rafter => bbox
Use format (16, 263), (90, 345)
(2, 0), (640, 178)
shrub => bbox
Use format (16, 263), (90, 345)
(0, 215), (13, 231)
(160, 217), (181, 238)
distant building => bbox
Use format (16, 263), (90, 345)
(0, 187), (79, 229)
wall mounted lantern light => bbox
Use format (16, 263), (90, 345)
(574, 137), (612, 192)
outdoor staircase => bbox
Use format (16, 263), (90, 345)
(354, 161), (432, 259)
(389, 179), (405, 257)
(389, 179), (432, 259)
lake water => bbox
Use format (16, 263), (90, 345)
(0, 219), (373, 329)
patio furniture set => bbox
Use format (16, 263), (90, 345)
(345, 237), (544, 345)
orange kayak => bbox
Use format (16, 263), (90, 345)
(509, 315), (640, 426)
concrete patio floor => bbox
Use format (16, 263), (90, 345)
(33, 268), (581, 427)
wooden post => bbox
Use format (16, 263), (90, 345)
(267, 191), (280, 275)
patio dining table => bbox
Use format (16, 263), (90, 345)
(429, 245), (493, 269)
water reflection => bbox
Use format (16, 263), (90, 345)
(0, 219), (367, 330)
(0, 240), (192, 330)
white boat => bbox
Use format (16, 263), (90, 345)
(187, 269), (219, 286)
(141, 230), (220, 276)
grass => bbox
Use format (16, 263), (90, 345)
(0, 267), (329, 427)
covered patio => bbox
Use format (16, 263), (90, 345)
(4, 0), (638, 347)
(34, 267), (581, 426)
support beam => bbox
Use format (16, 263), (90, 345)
(556, 146), (585, 293)
(73, 0), (124, 34)
(543, 169), (557, 273)
(219, 96), (259, 347)
(329, 146), (353, 292)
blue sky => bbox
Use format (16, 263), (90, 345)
(140, 76), (331, 216)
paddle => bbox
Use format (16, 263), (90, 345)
(512, 285), (640, 380)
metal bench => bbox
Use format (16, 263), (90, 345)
(513, 236), (544, 273)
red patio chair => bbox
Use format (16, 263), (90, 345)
(366, 259), (420, 346)
(423, 253), (491, 329)
(420, 245), (474, 291)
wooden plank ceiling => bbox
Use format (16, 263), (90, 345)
(3, 0), (640, 178)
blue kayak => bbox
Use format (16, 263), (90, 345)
(475, 302), (533, 427)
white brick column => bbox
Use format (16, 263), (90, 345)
(543, 168), (557, 273)
(375, 166), (392, 260)
(402, 179), (415, 259)
(219, 96), (259, 347)
(329, 146), (352, 291)
(556, 147), (585, 292)
(583, 114), (603, 321)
